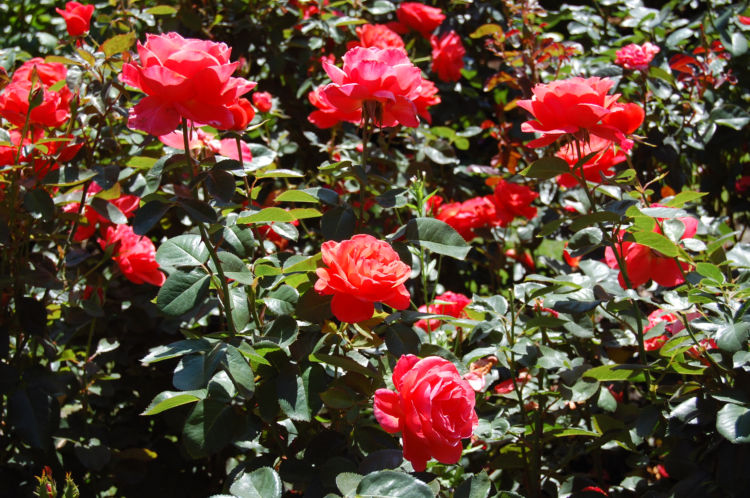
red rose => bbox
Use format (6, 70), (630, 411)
(641, 309), (679, 351)
(415, 291), (471, 331)
(307, 84), (362, 129)
(430, 31), (465, 82)
(352, 24), (405, 51)
(491, 179), (538, 227)
(56, 1), (94, 38)
(518, 76), (643, 149)
(99, 225), (165, 286)
(320, 47), (424, 128)
(251, 91), (273, 113)
(226, 98), (256, 131)
(374, 355), (478, 471)
(396, 2), (446, 38)
(0, 59), (73, 128)
(314, 234), (411, 323)
(615, 42), (660, 72)
(120, 32), (257, 136)
(64, 183), (140, 241)
(412, 78), (441, 124)
(604, 205), (698, 288)
(555, 136), (627, 187)
(436, 196), (497, 240)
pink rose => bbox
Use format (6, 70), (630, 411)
(158, 126), (252, 162)
(56, 1), (94, 38)
(396, 2), (446, 38)
(121, 32), (257, 136)
(320, 47), (424, 128)
(374, 355), (478, 471)
(99, 225), (165, 286)
(307, 84), (362, 129)
(615, 42), (660, 71)
(314, 234), (411, 323)
(430, 31), (465, 82)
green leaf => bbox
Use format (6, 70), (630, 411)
(145, 5), (177, 15)
(157, 269), (210, 316)
(569, 212), (621, 232)
(631, 230), (679, 257)
(223, 345), (254, 397)
(455, 472), (492, 498)
(141, 339), (212, 364)
(664, 190), (707, 208)
(230, 467), (282, 498)
(237, 207), (296, 224)
(321, 206), (356, 241)
(309, 353), (376, 379)
(288, 208), (322, 220)
(178, 198), (217, 224)
(273, 190), (320, 203)
(101, 32), (136, 58)
(90, 197), (127, 225)
(254, 169), (304, 179)
(276, 371), (310, 421)
(355, 470), (433, 498)
(470, 23), (503, 38)
(583, 364), (646, 381)
(520, 157), (569, 180)
(711, 104), (750, 130)
(156, 234), (209, 268)
(568, 227), (603, 251)
(182, 399), (245, 457)
(336, 473), (363, 497)
(133, 200), (171, 235)
(716, 322), (750, 353)
(696, 262), (725, 284)
(716, 403), (750, 443)
(404, 218), (470, 260)
(245, 144), (276, 169)
(366, 0), (395, 15)
(23, 189), (54, 220)
(141, 390), (205, 415)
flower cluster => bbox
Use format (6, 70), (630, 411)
(374, 355), (477, 471)
(62, 183), (140, 242)
(121, 33), (257, 135)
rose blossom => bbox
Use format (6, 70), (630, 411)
(307, 84), (362, 129)
(252, 91), (273, 113)
(555, 136), (627, 187)
(491, 179), (538, 227)
(121, 32), (257, 136)
(430, 31), (465, 82)
(436, 196), (497, 240)
(615, 42), (660, 72)
(0, 58), (73, 128)
(641, 309), (679, 351)
(415, 291), (471, 331)
(99, 225), (165, 286)
(63, 183), (140, 241)
(56, 1), (95, 38)
(604, 205), (698, 288)
(314, 234), (411, 323)
(319, 46), (424, 128)
(351, 24), (405, 51)
(412, 78), (441, 124)
(396, 2), (446, 38)
(518, 76), (644, 149)
(374, 355), (478, 471)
